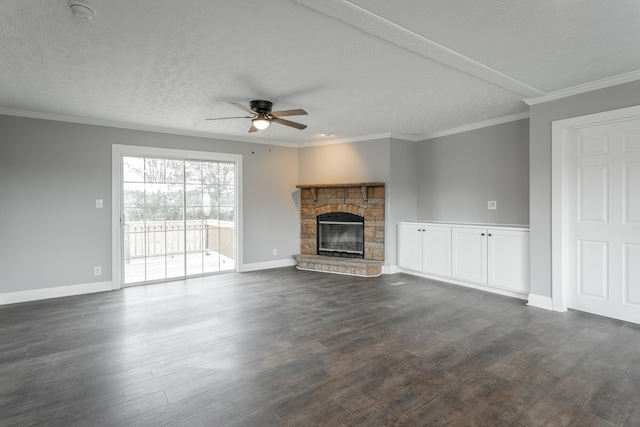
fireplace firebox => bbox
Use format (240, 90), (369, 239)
(317, 212), (364, 258)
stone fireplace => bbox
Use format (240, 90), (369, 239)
(294, 182), (385, 276)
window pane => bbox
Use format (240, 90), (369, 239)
(165, 230), (184, 255)
(219, 206), (235, 222)
(186, 184), (202, 206)
(186, 208), (203, 221)
(123, 157), (144, 182)
(123, 183), (144, 208)
(145, 183), (166, 207)
(185, 161), (202, 183)
(145, 222), (165, 255)
(145, 158), (165, 183)
(165, 159), (184, 183)
(167, 253), (185, 279)
(167, 184), (184, 207)
(203, 162), (219, 185)
(204, 251), (220, 274)
(146, 208), (166, 222)
(124, 207), (145, 223)
(166, 207), (184, 222)
(219, 186), (235, 206)
(146, 256), (166, 281)
(220, 162), (235, 186)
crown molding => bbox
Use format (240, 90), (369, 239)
(299, 132), (418, 148)
(523, 70), (640, 106)
(418, 112), (530, 141)
(0, 107), (299, 148)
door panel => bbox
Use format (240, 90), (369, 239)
(578, 165), (608, 223)
(624, 163), (640, 223)
(451, 227), (486, 283)
(578, 240), (608, 299)
(487, 229), (529, 292)
(397, 223), (421, 272)
(625, 244), (640, 305)
(422, 226), (451, 277)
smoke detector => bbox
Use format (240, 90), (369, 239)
(68, 0), (95, 20)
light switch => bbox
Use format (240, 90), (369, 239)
(96, 199), (103, 209)
(488, 201), (497, 210)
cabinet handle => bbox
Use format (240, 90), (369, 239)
(481, 233), (485, 236)
(488, 233), (492, 237)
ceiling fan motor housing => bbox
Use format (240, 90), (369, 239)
(250, 100), (273, 114)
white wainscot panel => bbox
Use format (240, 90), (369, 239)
(625, 244), (640, 305)
(579, 240), (608, 299)
(578, 134), (609, 157)
(579, 165), (608, 223)
(624, 162), (640, 223)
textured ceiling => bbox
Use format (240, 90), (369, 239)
(1, 0), (640, 145)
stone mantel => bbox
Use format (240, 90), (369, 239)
(296, 182), (385, 202)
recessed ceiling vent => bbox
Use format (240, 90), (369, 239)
(68, 0), (95, 20)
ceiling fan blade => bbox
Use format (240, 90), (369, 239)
(205, 116), (253, 121)
(229, 102), (256, 115)
(248, 124), (259, 133)
(270, 109), (308, 117)
(272, 117), (307, 130)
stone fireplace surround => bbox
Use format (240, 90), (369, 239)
(294, 182), (385, 277)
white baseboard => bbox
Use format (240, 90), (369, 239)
(240, 258), (296, 272)
(382, 265), (400, 274)
(0, 281), (114, 306)
(397, 268), (529, 301)
(527, 293), (554, 311)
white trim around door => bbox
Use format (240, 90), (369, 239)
(551, 104), (640, 313)
(111, 144), (243, 290)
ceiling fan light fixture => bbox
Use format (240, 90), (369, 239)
(252, 114), (271, 130)
(68, 0), (95, 19)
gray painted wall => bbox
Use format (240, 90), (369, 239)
(388, 139), (418, 266)
(298, 139), (391, 185)
(0, 115), (299, 293)
(529, 80), (640, 298)
(417, 119), (529, 225)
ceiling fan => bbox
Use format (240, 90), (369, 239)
(206, 100), (308, 133)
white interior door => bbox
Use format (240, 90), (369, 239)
(566, 118), (640, 323)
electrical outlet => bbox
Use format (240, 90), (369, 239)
(272, 249), (277, 256)
(94, 266), (102, 276)
(488, 201), (497, 210)
(96, 199), (103, 208)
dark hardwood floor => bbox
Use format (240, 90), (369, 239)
(1, 268), (639, 426)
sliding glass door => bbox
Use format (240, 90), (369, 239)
(121, 155), (236, 285)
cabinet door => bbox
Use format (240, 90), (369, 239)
(487, 229), (529, 292)
(397, 223), (422, 272)
(451, 227), (487, 283)
(422, 225), (451, 277)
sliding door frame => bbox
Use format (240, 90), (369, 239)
(111, 144), (243, 290)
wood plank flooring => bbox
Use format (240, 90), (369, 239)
(1, 268), (640, 426)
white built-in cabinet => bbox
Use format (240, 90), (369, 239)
(398, 222), (529, 295)
(397, 223), (451, 277)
